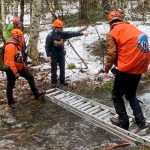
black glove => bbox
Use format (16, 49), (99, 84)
(111, 67), (117, 75)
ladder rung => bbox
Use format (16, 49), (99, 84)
(73, 101), (85, 107)
(61, 96), (76, 102)
(68, 98), (78, 103)
(94, 109), (109, 117)
(46, 88), (57, 93)
(84, 105), (99, 113)
(46, 91), (60, 97)
(54, 93), (68, 99)
(97, 112), (110, 119)
(80, 104), (92, 111)
(70, 99), (84, 105)
(89, 108), (101, 115)
(76, 102), (91, 109)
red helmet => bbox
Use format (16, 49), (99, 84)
(12, 17), (21, 25)
(53, 19), (64, 28)
(107, 11), (122, 23)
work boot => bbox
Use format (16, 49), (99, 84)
(110, 117), (129, 130)
(60, 81), (69, 86)
(138, 123), (148, 130)
(135, 115), (147, 130)
(136, 119), (148, 130)
(34, 91), (45, 99)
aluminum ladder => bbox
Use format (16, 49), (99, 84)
(45, 88), (150, 147)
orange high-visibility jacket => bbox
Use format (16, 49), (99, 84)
(105, 22), (150, 74)
(4, 39), (25, 73)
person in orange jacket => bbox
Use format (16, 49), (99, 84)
(4, 29), (45, 108)
(6, 17), (27, 62)
(105, 10), (150, 130)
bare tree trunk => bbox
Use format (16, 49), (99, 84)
(1, 0), (7, 40)
(79, 0), (88, 24)
(45, 0), (58, 19)
(20, 0), (24, 26)
(53, 0), (59, 10)
(28, 0), (42, 66)
(13, 0), (18, 17)
(102, 0), (110, 12)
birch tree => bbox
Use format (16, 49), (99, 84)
(28, 0), (42, 65)
(1, 0), (7, 40)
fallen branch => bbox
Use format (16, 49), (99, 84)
(68, 40), (88, 69)
(38, 69), (51, 81)
(101, 141), (131, 150)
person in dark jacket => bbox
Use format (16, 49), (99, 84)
(45, 19), (88, 88)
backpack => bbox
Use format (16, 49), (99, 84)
(0, 44), (8, 71)
(0, 41), (19, 71)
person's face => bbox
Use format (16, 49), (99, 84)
(54, 27), (63, 32)
(16, 21), (23, 29)
(13, 35), (22, 43)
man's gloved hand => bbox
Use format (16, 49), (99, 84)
(83, 31), (88, 36)
(111, 67), (117, 75)
(14, 72), (20, 79)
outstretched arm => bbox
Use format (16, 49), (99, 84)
(63, 31), (84, 39)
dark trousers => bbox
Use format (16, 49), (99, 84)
(51, 56), (65, 84)
(5, 69), (39, 105)
(112, 70), (145, 128)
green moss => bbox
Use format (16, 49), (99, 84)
(67, 63), (76, 69)
(102, 80), (114, 91)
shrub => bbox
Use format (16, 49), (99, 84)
(67, 63), (76, 69)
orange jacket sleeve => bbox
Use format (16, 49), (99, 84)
(4, 44), (17, 73)
(105, 32), (117, 73)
